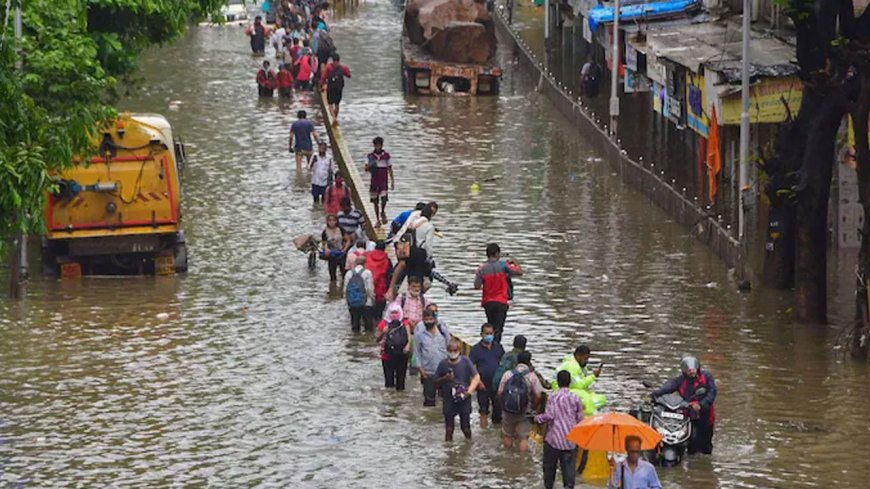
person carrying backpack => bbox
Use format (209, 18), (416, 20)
(497, 351), (544, 454)
(580, 55), (601, 98)
(376, 303), (412, 390)
(320, 53), (351, 123)
(344, 255), (374, 332)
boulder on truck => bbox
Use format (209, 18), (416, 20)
(43, 113), (188, 277)
(402, 0), (501, 95)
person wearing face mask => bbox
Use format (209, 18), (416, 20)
(390, 275), (429, 328)
(413, 308), (450, 407)
(650, 355), (717, 455)
(552, 345), (607, 415)
(469, 323), (505, 429)
(375, 303), (413, 391)
(434, 339), (481, 441)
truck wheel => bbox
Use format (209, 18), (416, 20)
(174, 243), (188, 273)
(174, 230), (188, 273)
(41, 245), (59, 277)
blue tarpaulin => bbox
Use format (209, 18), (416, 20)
(588, 0), (701, 32)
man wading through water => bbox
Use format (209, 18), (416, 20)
(435, 339), (481, 441)
(365, 136), (394, 227)
(469, 323), (504, 428)
(474, 243), (523, 344)
(320, 53), (351, 124)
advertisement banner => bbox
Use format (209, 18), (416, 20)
(720, 77), (803, 124)
(686, 71), (709, 137)
(653, 81), (663, 113)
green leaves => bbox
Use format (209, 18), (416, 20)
(0, 0), (223, 250)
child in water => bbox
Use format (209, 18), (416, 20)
(320, 214), (346, 281)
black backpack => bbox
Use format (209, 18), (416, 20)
(319, 31), (335, 56)
(327, 64), (345, 90)
(385, 320), (408, 356)
(501, 369), (530, 414)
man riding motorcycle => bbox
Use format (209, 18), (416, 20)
(650, 355), (717, 455)
(552, 345), (606, 415)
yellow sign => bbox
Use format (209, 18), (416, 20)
(721, 77), (803, 124)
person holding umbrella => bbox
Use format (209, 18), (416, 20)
(607, 435), (662, 489)
(565, 412), (663, 488)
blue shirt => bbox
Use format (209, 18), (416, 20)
(290, 119), (316, 151)
(468, 341), (504, 389)
(607, 460), (662, 489)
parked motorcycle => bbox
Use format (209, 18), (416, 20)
(630, 382), (708, 467)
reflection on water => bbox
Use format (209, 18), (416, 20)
(2, 1), (870, 487)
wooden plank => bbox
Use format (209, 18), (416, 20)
(317, 88), (385, 243)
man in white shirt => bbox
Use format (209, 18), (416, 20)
(309, 141), (333, 204)
(271, 23), (287, 58)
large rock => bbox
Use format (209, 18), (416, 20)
(404, 0), (496, 63)
(428, 21), (495, 64)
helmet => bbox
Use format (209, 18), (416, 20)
(680, 355), (700, 376)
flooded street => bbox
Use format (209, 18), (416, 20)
(3, 1), (870, 487)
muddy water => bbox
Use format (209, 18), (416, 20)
(1, 1), (869, 487)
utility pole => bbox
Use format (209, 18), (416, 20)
(738, 0), (750, 244)
(10, 2), (28, 299)
(609, 0), (620, 137)
(544, 0), (550, 43)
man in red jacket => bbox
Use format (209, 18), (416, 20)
(256, 60), (276, 97)
(474, 243), (523, 344)
(365, 240), (393, 320)
(276, 64), (293, 98)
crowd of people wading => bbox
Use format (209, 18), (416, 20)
(261, 3), (716, 488)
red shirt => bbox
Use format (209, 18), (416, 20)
(289, 45), (302, 61)
(325, 183), (351, 215)
(277, 70), (293, 89)
(295, 55), (313, 82)
(365, 249), (392, 302)
(256, 69), (275, 89)
(320, 62), (352, 86)
(474, 259), (519, 305)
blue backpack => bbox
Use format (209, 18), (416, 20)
(346, 271), (366, 308)
(502, 369), (530, 414)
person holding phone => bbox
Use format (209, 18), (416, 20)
(551, 345), (607, 415)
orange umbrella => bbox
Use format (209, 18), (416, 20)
(566, 412), (662, 451)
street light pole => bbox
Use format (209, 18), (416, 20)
(738, 0), (750, 243)
(609, 0), (620, 137)
(544, 0), (550, 43)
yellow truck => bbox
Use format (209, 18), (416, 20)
(43, 113), (187, 277)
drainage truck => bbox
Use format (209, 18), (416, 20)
(43, 113), (188, 277)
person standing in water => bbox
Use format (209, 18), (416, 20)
(364, 136), (394, 227)
(434, 339), (481, 441)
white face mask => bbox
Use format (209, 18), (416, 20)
(447, 351), (460, 360)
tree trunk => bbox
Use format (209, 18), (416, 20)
(794, 89), (847, 323)
(7, 234), (22, 299)
(851, 78), (870, 358)
(762, 115), (803, 289)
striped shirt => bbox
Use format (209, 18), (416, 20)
(337, 208), (364, 235)
(535, 387), (584, 451)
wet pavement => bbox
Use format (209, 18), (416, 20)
(2, 1), (870, 487)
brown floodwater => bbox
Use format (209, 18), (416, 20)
(2, 1), (869, 487)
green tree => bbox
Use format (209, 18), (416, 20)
(1, 0), (221, 294)
(762, 1), (870, 346)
